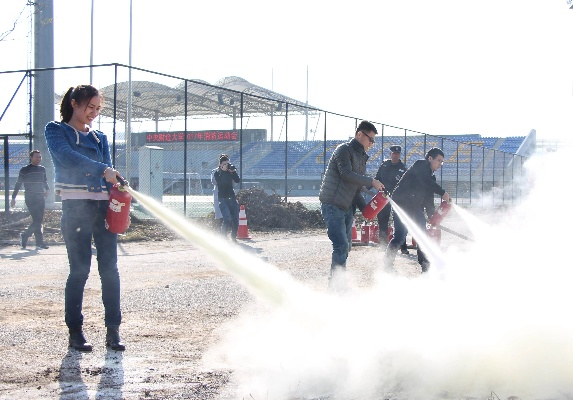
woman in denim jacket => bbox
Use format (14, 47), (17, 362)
(45, 85), (126, 352)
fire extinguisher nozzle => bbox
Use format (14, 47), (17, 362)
(116, 175), (127, 186)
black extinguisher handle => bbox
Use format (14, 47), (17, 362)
(116, 175), (128, 187)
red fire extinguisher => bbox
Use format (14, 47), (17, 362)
(362, 191), (389, 220)
(360, 222), (370, 244)
(369, 224), (379, 244)
(105, 176), (132, 234)
(428, 201), (452, 227)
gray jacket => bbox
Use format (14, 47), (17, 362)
(319, 138), (373, 211)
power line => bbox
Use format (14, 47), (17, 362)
(0, 2), (35, 42)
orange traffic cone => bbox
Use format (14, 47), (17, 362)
(237, 205), (251, 240)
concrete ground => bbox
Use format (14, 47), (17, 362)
(0, 220), (473, 399)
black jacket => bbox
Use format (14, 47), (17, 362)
(392, 159), (445, 213)
(213, 169), (241, 199)
(375, 159), (406, 194)
(319, 138), (373, 211)
(421, 176), (438, 218)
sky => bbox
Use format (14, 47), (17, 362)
(1, 0), (572, 142)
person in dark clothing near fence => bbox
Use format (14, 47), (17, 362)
(319, 120), (384, 290)
(213, 154), (241, 242)
(11, 150), (50, 249)
(382, 147), (451, 274)
(375, 144), (409, 253)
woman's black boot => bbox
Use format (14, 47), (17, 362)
(69, 327), (93, 352)
(106, 326), (126, 351)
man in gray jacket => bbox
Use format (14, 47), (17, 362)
(319, 120), (384, 290)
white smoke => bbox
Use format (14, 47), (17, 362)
(203, 150), (573, 400)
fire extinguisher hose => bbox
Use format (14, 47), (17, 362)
(437, 224), (472, 241)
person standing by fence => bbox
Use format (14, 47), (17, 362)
(10, 150), (50, 249)
(45, 84), (126, 352)
(213, 154), (241, 242)
(319, 120), (384, 291)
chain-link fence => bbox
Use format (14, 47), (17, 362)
(1, 64), (532, 216)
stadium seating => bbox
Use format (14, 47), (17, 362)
(1, 134), (528, 188)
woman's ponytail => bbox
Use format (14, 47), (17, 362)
(59, 87), (74, 122)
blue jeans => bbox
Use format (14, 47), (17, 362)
(384, 206), (429, 269)
(321, 203), (354, 276)
(61, 199), (121, 328)
(219, 197), (240, 239)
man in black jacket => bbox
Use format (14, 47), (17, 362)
(319, 120), (384, 290)
(382, 147), (451, 273)
(375, 145), (408, 253)
(11, 150), (50, 249)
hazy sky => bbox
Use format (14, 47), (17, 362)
(1, 0), (572, 141)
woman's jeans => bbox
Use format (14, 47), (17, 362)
(321, 203), (354, 277)
(61, 199), (121, 329)
(219, 197), (240, 239)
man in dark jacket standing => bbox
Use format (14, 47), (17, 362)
(10, 150), (50, 249)
(382, 147), (451, 273)
(319, 120), (384, 290)
(375, 145), (407, 251)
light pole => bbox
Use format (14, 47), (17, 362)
(126, 0), (133, 181)
(90, 0), (94, 84)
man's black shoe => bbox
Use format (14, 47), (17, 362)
(401, 248), (410, 255)
(106, 327), (126, 351)
(36, 243), (49, 249)
(69, 327), (93, 352)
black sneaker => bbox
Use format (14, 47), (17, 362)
(401, 248), (410, 255)
(19, 233), (27, 249)
(36, 243), (49, 249)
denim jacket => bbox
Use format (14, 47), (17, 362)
(45, 121), (112, 195)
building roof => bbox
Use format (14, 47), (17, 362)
(97, 76), (318, 122)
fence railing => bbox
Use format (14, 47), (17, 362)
(1, 64), (531, 216)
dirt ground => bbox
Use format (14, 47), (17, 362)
(0, 207), (472, 400)
(0, 230), (383, 399)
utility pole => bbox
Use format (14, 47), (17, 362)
(33, 0), (55, 206)
(126, 0), (133, 181)
(90, 0), (94, 84)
